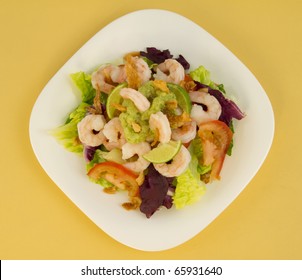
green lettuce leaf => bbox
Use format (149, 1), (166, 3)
(188, 137), (212, 175)
(95, 177), (114, 188)
(188, 137), (203, 161)
(50, 102), (89, 153)
(189, 65), (223, 90)
(70, 72), (95, 104)
(189, 65), (212, 85)
(227, 120), (234, 156)
(173, 155), (206, 209)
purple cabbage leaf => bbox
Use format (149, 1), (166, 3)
(139, 165), (175, 218)
(140, 47), (190, 70)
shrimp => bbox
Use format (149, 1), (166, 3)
(171, 121), (197, 143)
(154, 145), (191, 177)
(189, 91), (222, 124)
(77, 114), (106, 147)
(154, 59), (185, 84)
(122, 142), (151, 173)
(91, 64), (126, 94)
(119, 88), (150, 112)
(149, 111), (172, 144)
(124, 54), (152, 89)
(102, 117), (126, 150)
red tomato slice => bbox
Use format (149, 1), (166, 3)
(87, 161), (139, 192)
(198, 120), (233, 181)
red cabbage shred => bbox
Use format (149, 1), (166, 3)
(140, 47), (190, 70)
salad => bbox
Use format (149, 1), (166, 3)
(51, 47), (245, 218)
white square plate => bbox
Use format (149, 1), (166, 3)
(29, 9), (274, 251)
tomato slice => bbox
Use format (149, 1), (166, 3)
(198, 120), (233, 182)
(87, 161), (139, 192)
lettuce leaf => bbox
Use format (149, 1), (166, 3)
(188, 137), (203, 161)
(227, 120), (234, 156)
(189, 65), (222, 90)
(189, 65), (213, 87)
(50, 102), (89, 153)
(95, 177), (115, 188)
(173, 155), (206, 209)
(188, 137), (212, 175)
(51, 72), (95, 153)
(70, 72), (95, 104)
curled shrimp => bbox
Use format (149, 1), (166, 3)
(77, 114), (106, 147)
(124, 54), (152, 89)
(102, 117), (126, 151)
(149, 111), (172, 144)
(91, 64), (126, 94)
(154, 59), (185, 84)
(171, 121), (197, 144)
(154, 145), (191, 177)
(122, 142), (151, 173)
(189, 91), (222, 124)
(120, 88), (150, 112)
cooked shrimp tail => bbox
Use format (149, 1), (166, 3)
(119, 88), (150, 112)
(189, 91), (222, 124)
(149, 111), (172, 144)
(91, 64), (126, 94)
(171, 121), (197, 143)
(124, 54), (152, 89)
(122, 142), (151, 173)
(153, 145), (191, 177)
(77, 114), (106, 147)
(102, 117), (126, 150)
(154, 59), (185, 84)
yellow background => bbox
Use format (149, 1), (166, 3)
(1, 0), (301, 259)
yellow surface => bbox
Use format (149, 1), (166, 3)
(1, 0), (301, 259)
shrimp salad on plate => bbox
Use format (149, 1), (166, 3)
(52, 47), (245, 218)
